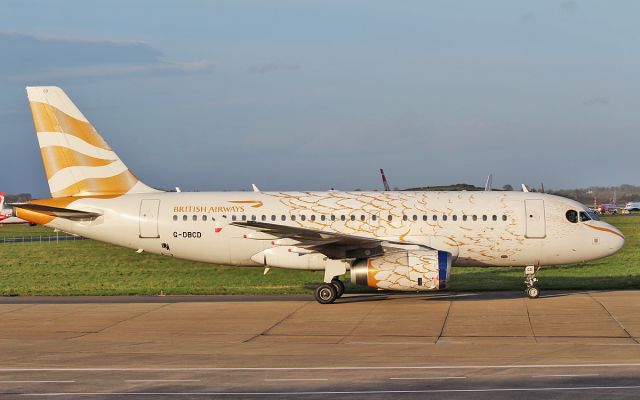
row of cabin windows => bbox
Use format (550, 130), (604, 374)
(172, 214), (510, 223)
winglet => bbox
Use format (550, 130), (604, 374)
(252, 184), (260, 192)
(521, 184), (529, 192)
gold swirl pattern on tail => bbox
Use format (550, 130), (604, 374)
(27, 87), (157, 198)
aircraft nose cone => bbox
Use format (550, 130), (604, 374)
(605, 224), (625, 255)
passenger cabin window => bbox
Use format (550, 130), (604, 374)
(350, 215), (356, 221)
(301, 215), (306, 221)
(502, 215), (507, 221)
(452, 215), (458, 221)
(173, 215), (178, 221)
(291, 215), (296, 221)
(403, 215), (408, 221)
(281, 215), (286, 221)
(372, 215), (377, 221)
(492, 215), (497, 221)
(472, 215), (477, 221)
(443, 215), (448, 221)
(331, 215), (336, 221)
(388, 215), (393, 221)
(423, 215), (428, 221)
(341, 215), (346, 221)
(202, 215), (207, 221)
(182, 215), (187, 221)
(320, 215), (325, 221)
(241, 215), (246, 221)
(482, 215), (487, 221)
(311, 215), (316, 221)
(232, 215), (237, 221)
(192, 215), (197, 221)
(412, 215), (417, 221)
(262, 215), (267, 221)
(462, 215), (468, 221)
(251, 215), (256, 221)
(433, 215), (438, 221)
(360, 215), (365, 221)
(271, 215), (276, 221)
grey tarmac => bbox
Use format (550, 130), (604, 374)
(1, 290), (639, 399)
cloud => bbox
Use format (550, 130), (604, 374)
(583, 96), (609, 106)
(247, 62), (301, 74)
(0, 32), (213, 81)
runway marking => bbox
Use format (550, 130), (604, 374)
(264, 378), (328, 382)
(533, 374), (600, 378)
(125, 380), (201, 383)
(18, 385), (640, 396)
(0, 381), (75, 383)
(390, 376), (466, 380)
(2, 363), (640, 371)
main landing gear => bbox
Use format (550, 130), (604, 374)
(314, 277), (345, 304)
(524, 265), (540, 299)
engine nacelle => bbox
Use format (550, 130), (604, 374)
(350, 248), (452, 291)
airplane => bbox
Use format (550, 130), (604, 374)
(624, 202), (640, 212)
(14, 87), (625, 303)
(597, 191), (618, 214)
(0, 192), (30, 225)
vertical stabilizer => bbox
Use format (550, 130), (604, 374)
(26, 86), (159, 197)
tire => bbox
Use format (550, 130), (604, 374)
(314, 283), (338, 304)
(331, 279), (345, 298)
(527, 286), (540, 299)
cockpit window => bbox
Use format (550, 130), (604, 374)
(579, 211), (591, 222)
(585, 209), (600, 221)
(566, 210), (578, 223)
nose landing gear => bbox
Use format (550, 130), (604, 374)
(524, 265), (540, 299)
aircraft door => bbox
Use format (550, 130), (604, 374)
(139, 199), (160, 238)
(525, 199), (546, 238)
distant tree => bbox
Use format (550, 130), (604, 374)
(502, 184), (513, 191)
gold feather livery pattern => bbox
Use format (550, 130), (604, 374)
(26, 86), (157, 198)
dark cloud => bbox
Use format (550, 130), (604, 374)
(247, 62), (301, 74)
(0, 32), (213, 80)
(583, 96), (609, 106)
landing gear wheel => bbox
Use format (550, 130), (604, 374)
(314, 283), (338, 304)
(331, 279), (345, 298)
(527, 286), (540, 299)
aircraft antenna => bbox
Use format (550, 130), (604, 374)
(380, 169), (391, 191)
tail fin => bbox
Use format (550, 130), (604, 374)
(0, 192), (5, 209)
(26, 86), (159, 198)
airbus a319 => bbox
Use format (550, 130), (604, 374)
(15, 87), (625, 303)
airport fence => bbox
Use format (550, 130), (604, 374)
(0, 234), (87, 244)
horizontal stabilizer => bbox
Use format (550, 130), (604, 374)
(16, 203), (101, 220)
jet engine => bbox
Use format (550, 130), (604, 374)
(350, 248), (451, 291)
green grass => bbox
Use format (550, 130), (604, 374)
(0, 217), (638, 296)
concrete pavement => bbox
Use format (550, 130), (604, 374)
(1, 290), (639, 398)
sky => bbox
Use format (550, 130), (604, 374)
(1, 0), (639, 197)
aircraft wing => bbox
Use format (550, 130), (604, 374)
(232, 221), (382, 248)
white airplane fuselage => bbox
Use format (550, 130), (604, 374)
(31, 190), (624, 269)
(16, 86), (627, 302)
